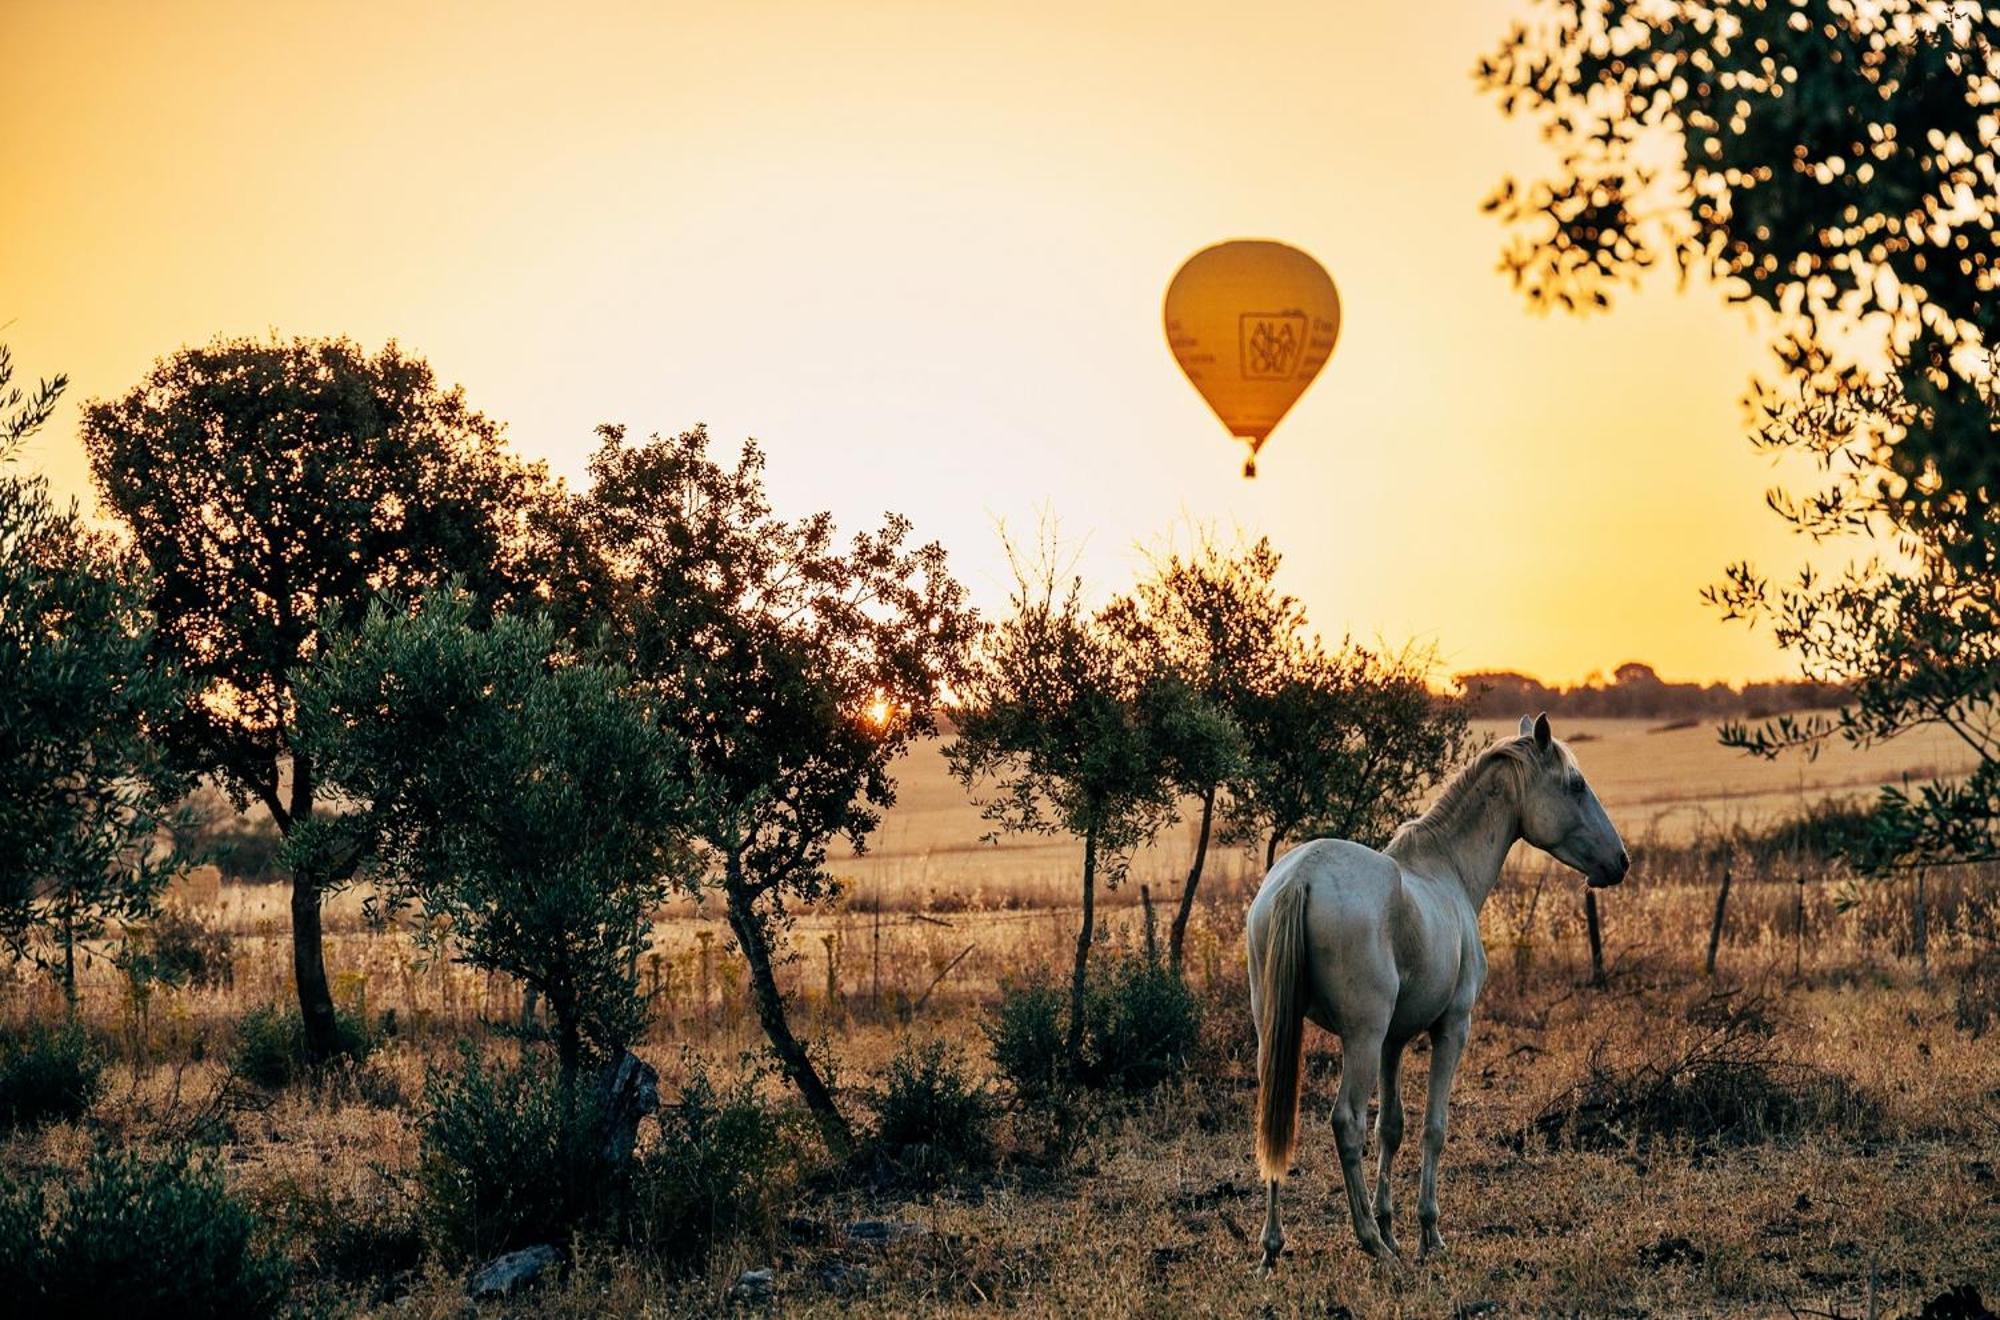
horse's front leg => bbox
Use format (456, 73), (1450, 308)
(1332, 1025), (1397, 1262)
(1372, 1038), (1407, 1256)
(1417, 1012), (1470, 1259)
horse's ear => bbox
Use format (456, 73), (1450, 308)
(1532, 712), (1552, 750)
(1517, 714), (1534, 738)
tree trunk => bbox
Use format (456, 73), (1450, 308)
(1065, 825), (1098, 1070)
(290, 869), (340, 1059)
(1168, 786), (1215, 978)
(1264, 830), (1281, 871)
(60, 899), (77, 1016)
(1584, 889), (1605, 988)
(550, 988), (583, 1095)
(284, 753), (342, 1062)
(723, 860), (853, 1153)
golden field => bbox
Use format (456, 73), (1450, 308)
(3, 718), (1996, 1317)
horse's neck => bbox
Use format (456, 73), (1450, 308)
(1387, 761), (1521, 912)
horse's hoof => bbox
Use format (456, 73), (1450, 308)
(1419, 1234), (1446, 1262)
(1371, 1249), (1409, 1277)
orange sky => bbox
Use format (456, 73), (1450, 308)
(1, 0), (1829, 684)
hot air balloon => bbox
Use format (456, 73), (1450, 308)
(1164, 240), (1341, 477)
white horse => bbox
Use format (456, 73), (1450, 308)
(1247, 714), (1628, 1269)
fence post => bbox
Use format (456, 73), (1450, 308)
(1705, 862), (1732, 980)
(1584, 890), (1606, 988)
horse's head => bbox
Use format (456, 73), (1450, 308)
(1514, 712), (1628, 887)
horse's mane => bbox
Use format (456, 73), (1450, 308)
(1385, 737), (1536, 858)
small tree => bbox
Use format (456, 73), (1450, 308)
(1104, 532), (1302, 973)
(291, 591), (694, 1086)
(83, 336), (560, 1059)
(948, 538), (1183, 1068)
(555, 426), (975, 1148)
(1226, 639), (1476, 868)
(0, 347), (186, 1006)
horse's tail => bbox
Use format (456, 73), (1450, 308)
(1255, 870), (1311, 1183)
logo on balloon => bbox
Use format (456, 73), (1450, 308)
(1240, 314), (1306, 380)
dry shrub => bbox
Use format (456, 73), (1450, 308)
(0, 1145), (290, 1319)
(0, 1022), (105, 1130)
(416, 1046), (609, 1262)
(254, 1168), (422, 1297)
(1524, 991), (1881, 1152)
(126, 905), (235, 991)
(632, 1056), (794, 1268)
(867, 1038), (997, 1190)
(1954, 947), (2000, 1038)
(229, 1004), (374, 1091)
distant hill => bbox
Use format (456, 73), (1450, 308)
(1454, 662), (1843, 722)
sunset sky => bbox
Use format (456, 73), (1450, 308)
(2, 1), (1827, 684)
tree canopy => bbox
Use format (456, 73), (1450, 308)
(555, 424), (977, 1144)
(82, 335), (561, 1057)
(292, 591), (694, 1081)
(1479, 0), (1996, 505)
(948, 536), (1187, 1065)
(0, 346), (186, 1001)
(1484, 0), (2000, 872)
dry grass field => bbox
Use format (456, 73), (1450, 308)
(4, 719), (1997, 1317)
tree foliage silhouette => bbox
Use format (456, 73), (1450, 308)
(1103, 532), (1298, 974)
(291, 591), (694, 1085)
(1483, 2), (2000, 870)
(0, 346), (186, 1004)
(553, 425), (975, 1148)
(947, 533), (1186, 1068)
(1225, 641), (1476, 868)
(82, 336), (559, 1058)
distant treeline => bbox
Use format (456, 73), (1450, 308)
(1455, 662), (1844, 722)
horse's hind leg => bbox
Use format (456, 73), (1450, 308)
(1332, 1025), (1397, 1261)
(1259, 1179), (1283, 1272)
(1372, 1038), (1408, 1256)
(1418, 1012), (1470, 1259)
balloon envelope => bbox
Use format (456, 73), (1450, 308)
(1164, 240), (1340, 476)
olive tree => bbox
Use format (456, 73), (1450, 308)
(1104, 533), (1300, 974)
(554, 425), (975, 1148)
(1483, 1), (2000, 871)
(948, 538), (1185, 1067)
(290, 591), (694, 1086)
(0, 347), (186, 1005)
(82, 336), (559, 1058)
(1226, 639), (1477, 868)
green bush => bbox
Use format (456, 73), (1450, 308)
(0, 1145), (289, 1319)
(127, 906), (235, 991)
(869, 1038), (996, 1189)
(985, 977), (1068, 1102)
(0, 1022), (105, 1130)
(632, 1057), (789, 1266)
(1078, 956), (1203, 1092)
(416, 1046), (608, 1261)
(229, 1004), (372, 1090)
(985, 958), (1203, 1098)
